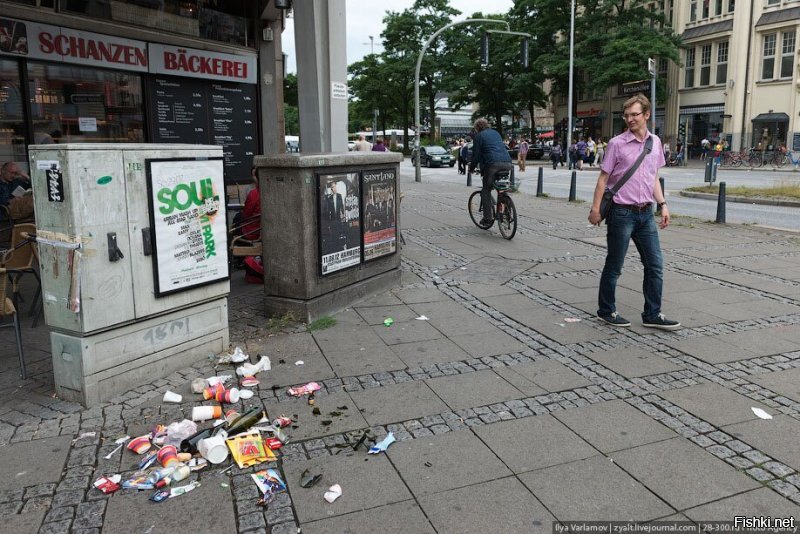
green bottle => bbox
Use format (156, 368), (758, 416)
(226, 406), (264, 436)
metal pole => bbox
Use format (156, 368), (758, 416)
(536, 167), (544, 197)
(716, 182), (726, 223)
(415, 19), (509, 182)
(649, 58), (656, 134)
(569, 171), (577, 201)
(566, 0), (575, 155)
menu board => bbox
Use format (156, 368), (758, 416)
(147, 77), (258, 183)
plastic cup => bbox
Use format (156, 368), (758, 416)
(215, 388), (240, 404)
(157, 445), (179, 468)
(198, 434), (229, 464)
(192, 405), (222, 422)
(126, 435), (151, 454)
(162, 391), (182, 403)
(202, 383), (224, 400)
(190, 378), (207, 394)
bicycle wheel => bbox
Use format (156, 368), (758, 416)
(750, 153), (763, 168)
(496, 195), (517, 240)
(773, 154), (788, 168)
(731, 155), (743, 168)
(468, 190), (494, 229)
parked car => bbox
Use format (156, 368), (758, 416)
(411, 145), (454, 167)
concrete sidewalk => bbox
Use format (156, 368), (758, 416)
(3, 169), (800, 533)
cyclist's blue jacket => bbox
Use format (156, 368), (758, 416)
(471, 128), (511, 169)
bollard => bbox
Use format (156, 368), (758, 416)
(467, 168), (472, 187)
(510, 166), (516, 189)
(715, 181), (726, 223)
(704, 158), (715, 183)
(569, 171), (577, 201)
(536, 167), (544, 197)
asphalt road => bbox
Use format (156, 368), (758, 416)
(403, 159), (800, 231)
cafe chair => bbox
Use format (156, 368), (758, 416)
(228, 214), (262, 270)
(1, 223), (40, 317)
(0, 267), (26, 379)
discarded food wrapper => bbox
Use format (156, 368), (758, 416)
(150, 489), (171, 503)
(288, 382), (321, 397)
(415, 315), (429, 321)
(752, 407), (773, 420)
(127, 435), (152, 454)
(563, 317), (581, 323)
(164, 419), (197, 448)
(272, 416), (292, 428)
(239, 389), (254, 400)
(163, 390), (182, 403)
(240, 376), (259, 387)
(324, 484), (342, 503)
(73, 432), (97, 444)
(122, 472), (155, 490)
(265, 437), (283, 450)
(207, 375), (232, 387)
(383, 317), (394, 327)
(368, 432), (396, 454)
(138, 450), (158, 470)
(190, 378), (207, 394)
(167, 481), (200, 499)
(236, 356), (271, 377)
(295, 360), (304, 366)
(252, 469), (286, 504)
(93, 475), (121, 494)
(300, 469), (322, 488)
(187, 457), (207, 471)
(219, 346), (249, 364)
(227, 430), (276, 468)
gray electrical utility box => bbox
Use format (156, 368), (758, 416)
(29, 144), (230, 406)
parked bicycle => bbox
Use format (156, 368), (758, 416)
(467, 170), (517, 240)
(770, 147), (800, 169)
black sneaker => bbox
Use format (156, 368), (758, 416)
(598, 312), (631, 327)
(643, 313), (681, 331)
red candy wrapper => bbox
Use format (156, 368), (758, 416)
(265, 437), (283, 450)
(93, 475), (121, 494)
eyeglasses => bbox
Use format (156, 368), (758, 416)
(623, 112), (644, 120)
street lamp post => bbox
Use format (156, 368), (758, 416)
(567, 0), (575, 158)
(648, 58), (656, 134)
(414, 19), (511, 183)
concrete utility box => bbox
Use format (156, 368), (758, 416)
(29, 144), (230, 406)
(254, 152), (403, 321)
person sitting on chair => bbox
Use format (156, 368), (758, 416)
(0, 162), (31, 222)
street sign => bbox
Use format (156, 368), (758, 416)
(620, 79), (652, 96)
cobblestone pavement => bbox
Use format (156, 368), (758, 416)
(3, 172), (800, 532)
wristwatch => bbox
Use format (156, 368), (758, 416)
(657, 202), (667, 209)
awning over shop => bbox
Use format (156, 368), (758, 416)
(538, 131), (554, 138)
(751, 112), (790, 122)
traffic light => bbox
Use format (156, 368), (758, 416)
(521, 38), (529, 69)
(480, 32), (489, 66)
(678, 122), (686, 139)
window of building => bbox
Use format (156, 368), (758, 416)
(0, 59), (27, 168)
(762, 33), (776, 80)
(690, 0), (697, 22)
(27, 62), (144, 144)
(702, 0), (709, 18)
(728, 0), (735, 13)
(685, 48), (696, 88)
(700, 44), (711, 86)
(766, 0), (780, 5)
(780, 31), (795, 79)
(715, 0), (722, 16)
(716, 41), (728, 85)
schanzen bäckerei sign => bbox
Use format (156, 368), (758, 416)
(147, 158), (228, 296)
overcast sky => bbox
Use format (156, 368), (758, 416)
(282, 0), (514, 73)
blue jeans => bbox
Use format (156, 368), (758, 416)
(481, 161), (513, 220)
(598, 205), (664, 321)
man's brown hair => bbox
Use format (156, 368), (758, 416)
(623, 94), (651, 114)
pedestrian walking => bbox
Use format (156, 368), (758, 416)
(587, 137), (596, 167)
(354, 134), (372, 152)
(517, 138), (529, 172)
(595, 138), (605, 166)
(550, 142), (562, 170)
(576, 137), (587, 170)
(700, 137), (710, 160)
(588, 94), (680, 331)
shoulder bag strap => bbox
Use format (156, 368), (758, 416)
(609, 136), (653, 195)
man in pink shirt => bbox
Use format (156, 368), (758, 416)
(588, 94), (680, 330)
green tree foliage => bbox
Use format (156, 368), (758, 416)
(284, 73), (298, 135)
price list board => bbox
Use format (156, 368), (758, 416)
(147, 76), (259, 183)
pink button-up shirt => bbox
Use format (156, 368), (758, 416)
(600, 130), (665, 205)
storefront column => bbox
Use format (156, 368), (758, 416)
(259, 11), (285, 155)
(293, 0), (347, 153)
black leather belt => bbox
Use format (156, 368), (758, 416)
(613, 202), (652, 212)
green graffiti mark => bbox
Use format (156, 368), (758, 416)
(97, 176), (112, 185)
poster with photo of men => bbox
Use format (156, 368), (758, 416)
(318, 172), (361, 275)
(362, 168), (397, 261)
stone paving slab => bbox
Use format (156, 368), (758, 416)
(750, 367), (800, 403)
(269, 391), (368, 442)
(611, 438), (760, 511)
(449, 331), (529, 359)
(425, 370), (525, 411)
(354, 304), (419, 326)
(408, 301), (500, 337)
(0, 436), (71, 489)
(724, 415), (800, 472)
(553, 400), (678, 453)
(301, 500), (434, 534)
(349, 380), (449, 426)
(683, 487), (800, 520)
(371, 320), (443, 346)
(3, 511), (45, 534)
(386, 431), (511, 496)
(102, 474), (236, 534)
(519, 455), (674, 520)
(493, 360), (592, 393)
(460, 283), (522, 299)
(660, 383), (772, 427)
(664, 336), (759, 364)
(388, 338), (471, 368)
(418, 476), (554, 533)
(323, 345), (407, 378)
(583, 347), (684, 378)
(392, 286), (451, 304)
(473, 415), (597, 474)
(283, 452), (411, 524)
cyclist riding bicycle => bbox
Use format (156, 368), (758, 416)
(469, 117), (513, 226)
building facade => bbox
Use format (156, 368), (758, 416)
(555, 0), (800, 155)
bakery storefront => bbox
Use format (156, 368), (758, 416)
(0, 16), (258, 184)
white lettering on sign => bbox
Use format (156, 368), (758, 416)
(149, 44), (257, 84)
(331, 82), (348, 100)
